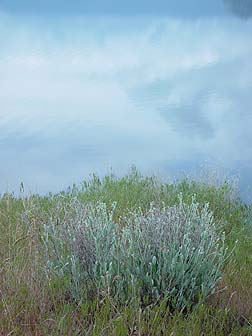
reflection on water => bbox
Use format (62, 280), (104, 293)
(0, 5), (252, 202)
(224, 0), (252, 19)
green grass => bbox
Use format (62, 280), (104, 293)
(0, 167), (251, 335)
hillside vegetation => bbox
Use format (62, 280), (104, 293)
(0, 168), (251, 335)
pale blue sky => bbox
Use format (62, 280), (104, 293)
(0, 0), (227, 16)
(0, 1), (252, 199)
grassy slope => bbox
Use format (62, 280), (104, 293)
(0, 168), (251, 335)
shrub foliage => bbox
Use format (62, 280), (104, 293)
(41, 195), (227, 311)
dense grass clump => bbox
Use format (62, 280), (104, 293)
(0, 168), (251, 335)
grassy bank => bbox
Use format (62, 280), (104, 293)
(0, 168), (251, 335)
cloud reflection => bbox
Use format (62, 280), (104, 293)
(0, 14), (252, 196)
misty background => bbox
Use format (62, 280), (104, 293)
(0, 0), (252, 201)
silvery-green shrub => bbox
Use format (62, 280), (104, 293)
(42, 195), (227, 310)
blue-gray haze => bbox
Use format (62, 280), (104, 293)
(0, 0), (252, 201)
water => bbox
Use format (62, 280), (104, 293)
(0, 1), (252, 201)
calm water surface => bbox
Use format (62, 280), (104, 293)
(0, 1), (252, 201)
